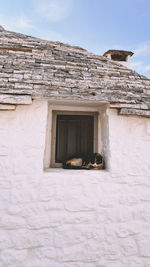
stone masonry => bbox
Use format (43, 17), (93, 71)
(0, 25), (150, 267)
(0, 26), (150, 117)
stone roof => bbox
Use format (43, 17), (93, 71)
(0, 26), (150, 117)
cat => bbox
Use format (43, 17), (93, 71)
(63, 153), (104, 170)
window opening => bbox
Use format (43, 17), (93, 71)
(55, 114), (94, 163)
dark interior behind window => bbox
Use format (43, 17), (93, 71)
(56, 115), (94, 163)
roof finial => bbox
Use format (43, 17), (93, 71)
(103, 50), (134, 68)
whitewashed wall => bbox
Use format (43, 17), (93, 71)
(0, 100), (150, 267)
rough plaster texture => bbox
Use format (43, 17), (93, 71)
(0, 100), (150, 267)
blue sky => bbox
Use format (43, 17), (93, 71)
(0, 0), (150, 77)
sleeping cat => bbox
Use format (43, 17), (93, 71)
(63, 153), (104, 170)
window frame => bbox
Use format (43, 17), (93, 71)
(43, 102), (109, 171)
(51, 110), (98, 168)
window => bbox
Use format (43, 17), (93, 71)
(51, 111), (98, 167)
(56, 114), (94, 163)
(44, 102), (108, 170)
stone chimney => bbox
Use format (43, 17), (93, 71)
(103, 50), (134, 68)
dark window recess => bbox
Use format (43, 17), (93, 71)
(56, 115), (94, 163)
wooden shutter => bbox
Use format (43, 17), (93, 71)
(55, 115), (94, 163)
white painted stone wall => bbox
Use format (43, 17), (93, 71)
(0, 100), (150, 267)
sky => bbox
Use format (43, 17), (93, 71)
(0, 0), (150, 77)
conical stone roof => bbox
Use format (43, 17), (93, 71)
(0, 26), (150, 117)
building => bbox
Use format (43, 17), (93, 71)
(0, 25), (150, 266)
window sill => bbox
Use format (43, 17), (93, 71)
(44, 168), (107, 174)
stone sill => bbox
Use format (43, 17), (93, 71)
(44, 168), (108, 176)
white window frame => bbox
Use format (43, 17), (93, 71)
(44, 101), (108, 170)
